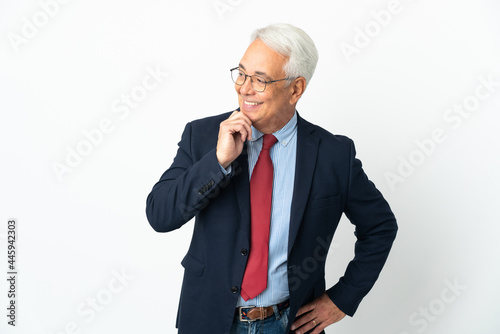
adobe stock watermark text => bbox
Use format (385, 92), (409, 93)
(385, 74), (499, 191)
(52, 65), (168, 182)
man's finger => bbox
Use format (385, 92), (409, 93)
(234, 127), (248, 143)
(295, 320), (318, 334)
(295, 301), (315, 317)
(291, 309), (316, 331)
(233, 112), (253, 140)
(310, 322), (326, 334)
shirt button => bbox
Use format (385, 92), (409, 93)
(241, 249), (248, 256)
(231, 286), (239, 294)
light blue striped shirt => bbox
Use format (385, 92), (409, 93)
(236, 111), (297, 307)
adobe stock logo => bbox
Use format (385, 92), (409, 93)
(340, 0), (418, 64)
(8, 0), (72, 53)
(287, 234), (340, 292)
(212, 0), (244, 20)
(52, 65), (168, 182)
(46, 268), (134, 334)
(385, 74), (499, 191)
(397, 278), (466, 334)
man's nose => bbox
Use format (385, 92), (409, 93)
(239, 76), (256, 95)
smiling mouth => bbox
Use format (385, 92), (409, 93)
(244, 101), (263, 106)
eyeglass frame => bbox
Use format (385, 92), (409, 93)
(230, 67), (296, 92)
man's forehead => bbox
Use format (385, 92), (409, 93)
(239, 39), (287, 76)
(239, 63), (269, 77)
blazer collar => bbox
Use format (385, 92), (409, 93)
(288, 113), (319, 255)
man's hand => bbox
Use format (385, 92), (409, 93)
(216, 110), (252, 168)
(291, 293), (346, 334)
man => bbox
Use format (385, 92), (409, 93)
(146, 23), (397, 334)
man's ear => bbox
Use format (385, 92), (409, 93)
(289, 77), (307, 104)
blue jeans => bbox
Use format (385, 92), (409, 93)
(230, 305), (290, 334)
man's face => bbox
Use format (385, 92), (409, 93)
(236, 39), (295, 133)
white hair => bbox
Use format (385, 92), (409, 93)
(251, 23), (319, 87)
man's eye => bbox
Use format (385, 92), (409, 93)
(238, 71), (245, 77)
(255, 77), (266, 84)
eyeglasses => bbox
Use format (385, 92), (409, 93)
(230, 67), (294, 92)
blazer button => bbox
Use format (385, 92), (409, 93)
(231, 286), (239, 294)
(240, 249), (248, 256)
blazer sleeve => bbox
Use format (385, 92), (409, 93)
(145, 121), (229, 232)
(326, 139), (398, 316)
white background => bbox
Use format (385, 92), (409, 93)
(1, 0), (500, 333)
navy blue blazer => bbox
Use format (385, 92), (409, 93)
(146, 111), (397, 333)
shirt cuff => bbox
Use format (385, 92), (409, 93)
(218, 163), (232, 177)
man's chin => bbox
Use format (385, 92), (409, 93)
(239, 108), (254, 118)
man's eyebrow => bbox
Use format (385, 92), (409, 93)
(238, 63), (270, 78)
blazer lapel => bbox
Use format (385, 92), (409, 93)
(288, 115), (319, 255)
(232, 144), (251, 239)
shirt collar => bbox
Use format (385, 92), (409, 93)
(250, 111), (298, 147)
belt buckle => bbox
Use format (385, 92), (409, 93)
(239, 306), (265, 322)
(239, 306), (254, 322)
